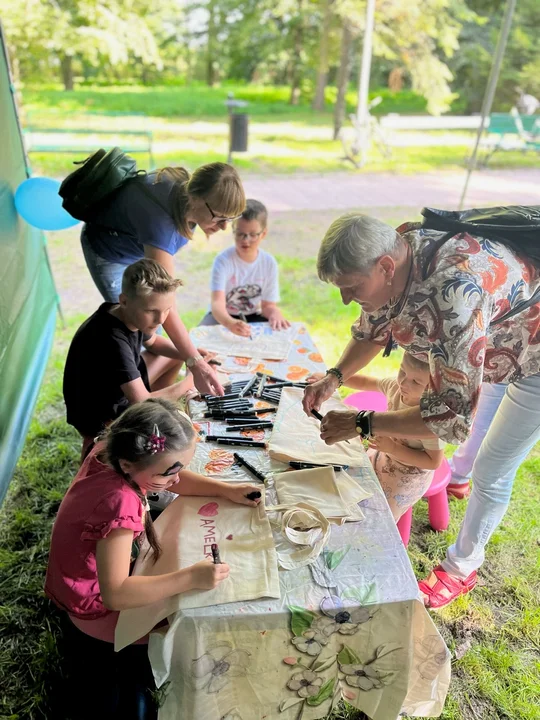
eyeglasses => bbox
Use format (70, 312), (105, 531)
(205, 202), (244, 224)
(234, 231), (263, 242)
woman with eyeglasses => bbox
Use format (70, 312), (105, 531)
(80, 163), (246, 396)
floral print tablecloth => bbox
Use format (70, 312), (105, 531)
(148, 323), (450, 720)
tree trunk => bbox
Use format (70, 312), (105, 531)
(141, 63), (150, 85)
(388, 67), (404, 92)
(61, 55), (74, 91)
(312, 0), (333, 111)
(333, 20), (354, 139)
(207, 0), (216, 87)
(288, 0), (304, 105)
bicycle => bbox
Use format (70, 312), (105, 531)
(339, 96), (392, 167)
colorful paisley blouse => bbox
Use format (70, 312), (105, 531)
(352, 223), (540, 443)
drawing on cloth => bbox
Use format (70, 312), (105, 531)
(286, 365), (310, 381)
(268, 387), (369, 466)
(204, 449), (235, 475)
(191, 642), (251, 694)
(190, 323), (299, 360)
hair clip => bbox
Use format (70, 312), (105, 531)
(145, 424), (166, 454)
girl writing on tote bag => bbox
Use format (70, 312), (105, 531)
(45, 398), (259, 720)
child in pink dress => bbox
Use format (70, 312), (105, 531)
(309, 353), (445, 521)
(45, 398), (259, 720)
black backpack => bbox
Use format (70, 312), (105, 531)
(421, 205), (540, 269)
(58, 147), (144, 222)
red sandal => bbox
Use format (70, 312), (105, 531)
(418, 565), (477, 609)
(446, 481), (471, 500)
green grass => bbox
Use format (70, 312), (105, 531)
(20, 84), (540, 176)
(28, 144), (540, 179)
(2, 251), (540, 719)
(22, 83), (428, 121)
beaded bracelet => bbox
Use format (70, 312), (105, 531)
(326, 367), (344, 387)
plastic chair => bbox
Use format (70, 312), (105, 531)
(396, 459), (451, 546)
(344, 391), (388, 412)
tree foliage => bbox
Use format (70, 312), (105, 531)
(2, 0), (538, 113)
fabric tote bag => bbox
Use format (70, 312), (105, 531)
(115, 492), (280, 650)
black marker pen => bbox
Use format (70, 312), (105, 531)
(233, 453), (266, 482)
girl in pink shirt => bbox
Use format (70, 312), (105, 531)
(45, 398), (259, 720)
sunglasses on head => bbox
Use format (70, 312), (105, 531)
(205, 202), (244, 224)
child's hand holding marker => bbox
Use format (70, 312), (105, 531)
(238, 312), (253, 340)
(227, 317), (252, 337)
(191, 556), (230, 589)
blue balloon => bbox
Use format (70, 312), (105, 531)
(15, 177), (79, 231)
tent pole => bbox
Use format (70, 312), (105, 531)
(355, 0), (376, 168)
(459, 0), (517, 209)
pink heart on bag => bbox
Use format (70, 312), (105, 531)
(198, 502), (219, 517)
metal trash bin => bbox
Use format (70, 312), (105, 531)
(230, 113), (248, 153)
(225, 93), (248, 163)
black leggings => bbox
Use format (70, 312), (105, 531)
(61, 616), (157, 720)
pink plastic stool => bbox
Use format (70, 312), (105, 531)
(345, 391), (451, 546)
(344, 391), (388, 413)
(396, 459), (451, 546)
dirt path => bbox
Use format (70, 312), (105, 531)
(242, 168), (540, 211)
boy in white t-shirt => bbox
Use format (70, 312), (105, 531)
(200, 199), (290, 337)
(308, 353), (445, 521)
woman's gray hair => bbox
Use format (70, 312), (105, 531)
(317, 213), (401, 281)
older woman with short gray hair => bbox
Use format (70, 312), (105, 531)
(304, 211), (540, 609)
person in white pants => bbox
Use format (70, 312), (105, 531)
(304, 213), (540, 609)
(442, 375), (540, 581)
(447, 383), (507, 499)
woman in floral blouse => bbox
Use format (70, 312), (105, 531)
(303, 213), (540, 609)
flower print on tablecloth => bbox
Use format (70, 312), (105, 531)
(191, 642), (250, 694)
(291, 629), (329, 657)
(313, 595), (374, 637)
(287, 670), (324, 698)
(279, 596), (401, 716)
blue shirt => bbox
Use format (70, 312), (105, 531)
(83, 172), (189, 264)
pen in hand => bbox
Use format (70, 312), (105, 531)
(311, 409), (351, 444)
(211, 544), (222, 564)
(238, 312), (252, 340)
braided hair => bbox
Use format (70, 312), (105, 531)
(99, 399), (195, 561)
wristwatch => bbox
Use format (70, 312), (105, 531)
(355, 410), (374, 438)
(186, 354), (203, 368)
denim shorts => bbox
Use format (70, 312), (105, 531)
(81, 229), (130, 303)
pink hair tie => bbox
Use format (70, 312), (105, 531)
(145, 424), (166, 454)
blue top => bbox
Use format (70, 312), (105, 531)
(83, 172), (189, 264)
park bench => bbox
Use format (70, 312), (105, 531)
(482, 111), (540, 165)
(23, 126), (154, 168)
